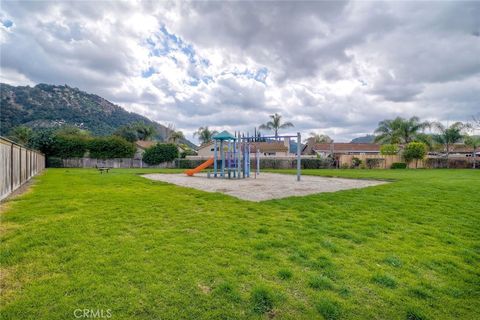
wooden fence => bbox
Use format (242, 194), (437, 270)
(338, 154), (475, 169)
(60, 158), (175, 168)
(1, 137), (45, 201)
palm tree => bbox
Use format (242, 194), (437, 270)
(168, 130), (185, 144)
(374, 117), (404, 144)
(431, 122), (466, 167)
(259, 113), (294, 138)
(132, 122), (156, 141)
(308, 132), (333, 143)
(194, 126), (217, 145)
(374, 116), (429, 144)
(464, 135), (480, 169)
(398, 116), (430, 143)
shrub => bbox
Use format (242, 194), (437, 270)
(88, 136), (136, 159)
(51, 135), (89, 158)
(250, 287), (274, 314)
(391, 162), (407, 169)
(403, 142), (427, 168)
(142, 143), (178, 165)
(380, 144), (400, 155)
(351, 157), (362, 168)
(46, 157), (63, 168)
(366, 158), (383, 169)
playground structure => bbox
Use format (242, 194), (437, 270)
(185, 130), (302, 181)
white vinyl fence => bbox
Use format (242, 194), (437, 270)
(0, 137), (45, 201)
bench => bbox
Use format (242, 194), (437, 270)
(97, 167), (110, 174)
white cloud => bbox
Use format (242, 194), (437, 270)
(1, 1), (479, 143)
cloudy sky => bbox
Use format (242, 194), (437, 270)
(1, 1), (479, 142)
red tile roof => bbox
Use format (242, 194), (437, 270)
(314, 143), (380, 153)
(135, 140), (157, 149)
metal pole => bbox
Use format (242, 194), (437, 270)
(256, 149), (260, 175)
(214, 140), (218, 177)
(237, 134), (241, 179)
(221, 140), (225, 177)
(297, 132), (301, 181)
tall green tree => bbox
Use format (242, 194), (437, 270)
(114, 125), (138, 142)
(374, 116), (429, 144)
(132, 122), (156, 141)
(431, 122), (466, 167)
(168, 130), (185, 144)
(259, 113), (294, 138)
(8, 125), (33, 145)
(194, 126), (217, 145)
(464, 135), (480, 169)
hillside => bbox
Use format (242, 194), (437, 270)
(350, 134), (375, 143)
(0, 83), (196, 148)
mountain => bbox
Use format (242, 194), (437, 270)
(350, 135), (375, 143)
(0, 83), (196, 148)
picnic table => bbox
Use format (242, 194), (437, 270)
(97, 167), (111, 174)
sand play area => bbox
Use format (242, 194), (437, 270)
(142, 172), (387, 201)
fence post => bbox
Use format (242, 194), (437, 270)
(10, 142), (14, 192)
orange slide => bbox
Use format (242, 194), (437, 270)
(184, 158), (214, 176)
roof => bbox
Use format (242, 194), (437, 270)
(135, 140), (157, 149)
(197, 141), (288, 153)
(314, 143), (381, 153)
(250, 142), (288, 152)
(213, 130), (236, 141)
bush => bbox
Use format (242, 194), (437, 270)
(51, 135), (89, 158)
(351, 157), (362, 168)
(403, 142), (427, 167)
(46, 157), (63, 168)
(143, 143), (178, 165)
(88, 136), (136, 159)
(391, 162), (407, 169)
(366, 158), (383, 169)
(380, 144), (399, 155)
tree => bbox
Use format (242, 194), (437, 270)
(132, 122), (156, 141)
(8, 125), (33, 145)
(259, 113), (294, 138)
(55, 125), (90, 137)
(143, 143), (178, 165)
(374, 117), (404, 144)
(114, 125), (138, 142)
(403, 142), (427, 168)
(308, 132), (333, 143)
(431, 122), (466, 167)
(374, 116), (429, 144)
(380, 144), (399, 155)
(194, 126), (217, 145)
(464, 135), (480, 169)
(168, 130), (185, 144)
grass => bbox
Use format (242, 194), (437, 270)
(0, 168), (479, 319)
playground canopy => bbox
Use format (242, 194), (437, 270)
(212, 131), (236, 141)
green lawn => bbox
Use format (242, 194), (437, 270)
(1, 169), (479, 319)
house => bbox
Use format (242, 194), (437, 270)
(196, 140), (291, 157)
(429, 144), (479, 157)
(134, 140), (157, 159)
(303, 142), (381, 157)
